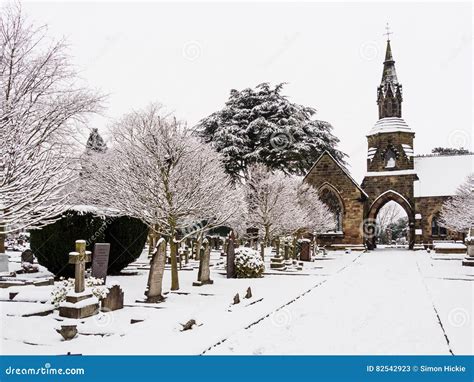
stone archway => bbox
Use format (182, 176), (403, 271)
(318, 182), (345, 232)
(365, 190), (415, 250)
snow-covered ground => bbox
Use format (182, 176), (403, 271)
(0, 248), (472, 355)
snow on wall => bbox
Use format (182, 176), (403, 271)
(414, 154), (473, 197)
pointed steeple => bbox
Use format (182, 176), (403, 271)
(377, 26), (403, 119)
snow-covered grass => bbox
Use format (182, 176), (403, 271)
(0, 248), (472, 355)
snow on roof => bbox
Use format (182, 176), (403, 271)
(414, 154), (473, 197)
(367, 117), (414, 136)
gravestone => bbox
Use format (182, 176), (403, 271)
(299, 241), (311, 261)
(59, 240), (99, 319)
(91, 243), (110, 281)
(462, 228), (474, 267)
(21, 249), (34, 264)
(145, 239), (166, 303)
(101, 285), (124, 311)
(0, 253), (9, 273)
(226, 231), (236, 279)
(193, 238), (213, 286)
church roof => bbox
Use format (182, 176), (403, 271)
(414, 154), (473, 197)
(367, 117), (413, 136)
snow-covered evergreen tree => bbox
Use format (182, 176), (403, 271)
(195, 83), (346, 181)
(86, 128), (107, 154)
(440, 174), (474, 234)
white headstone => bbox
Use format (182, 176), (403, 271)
(0, 253), (9, 273)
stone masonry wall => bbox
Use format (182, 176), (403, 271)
(305, 153), (366, 245)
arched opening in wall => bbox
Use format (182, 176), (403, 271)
(431, 213), (447, 238)
(318, 185), (343, 233)
(366, 190), (415, 250)
(375, 201), (409, 248)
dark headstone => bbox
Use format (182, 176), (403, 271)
(21, 249), (34, 263)
(300, 241), (311, 261)
(226, 231), (236, 279)
(101, 285), (124, 312)
(233, 293), (240, 305)
(245, 287), (252, 299)
(91, 243), (110, 281)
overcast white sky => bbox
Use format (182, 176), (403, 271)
(21, 1), (472, 182)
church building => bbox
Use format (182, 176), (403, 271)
(304, 36), (472, 250)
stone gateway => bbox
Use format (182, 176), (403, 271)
(305, 37), (470, 250)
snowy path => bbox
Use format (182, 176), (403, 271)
(207, 250), (472, 355)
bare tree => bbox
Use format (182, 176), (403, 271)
(0, 4), (102, 252)
(245, 165), (333, 246)
(376, 201), (405, 232)
(84, 104), (244, 291)
(440, 174), (474, 234)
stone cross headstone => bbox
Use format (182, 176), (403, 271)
(91, 243), (110, 281)
(59, 240), (99, 319)
(101, 285), (124, 311)
(226, 231), (236, 279)
(69, 240), (91, 293)
(21, 249), (34, 264)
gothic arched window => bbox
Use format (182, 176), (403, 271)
(385, 148), (396, 168)
(319, 186), (343, 232)
(431, 214), (447, 237)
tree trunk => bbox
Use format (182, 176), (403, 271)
(260, 241), (265, 260)
(145, 239), (166, 302)
(275, 237), (280, 258)
(170, 238), (179, 290)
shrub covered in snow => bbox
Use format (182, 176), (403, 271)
(50, 277), (109, 307)
(234, 247), (265, 278)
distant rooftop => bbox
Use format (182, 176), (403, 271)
(414, 154), (473, 197)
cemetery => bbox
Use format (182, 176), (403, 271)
(0, 2), (472, 358)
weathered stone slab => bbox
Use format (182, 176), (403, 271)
(101, 285), (124, 312)
(91, 243), (110, 281)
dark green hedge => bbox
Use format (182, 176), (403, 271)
(30, 210), (148, 277)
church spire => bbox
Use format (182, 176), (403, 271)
(377, 24), (403, 119)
